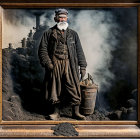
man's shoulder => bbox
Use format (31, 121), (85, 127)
(43, 25), (58, 34)
(67, 28), (78, 36)
(68, 28), (77, 33)
(43, 28), (53, 34)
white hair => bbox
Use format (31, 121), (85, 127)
(57, 22), (69, 30)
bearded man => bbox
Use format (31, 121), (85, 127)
(38, 9), (87, 120)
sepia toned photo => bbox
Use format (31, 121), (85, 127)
(2, 7), (138, 122)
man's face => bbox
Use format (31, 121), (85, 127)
(56, 15), (69, 30)
(57, 16), (68, 22)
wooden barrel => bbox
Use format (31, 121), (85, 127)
(80, 84), (98, 115)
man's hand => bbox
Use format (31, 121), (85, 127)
(80, 67), (86, 80)
(46, 63), (54, 71)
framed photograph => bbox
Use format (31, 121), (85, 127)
(0, 1), (140, 138)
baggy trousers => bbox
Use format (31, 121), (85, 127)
(48, 56), (81, 105)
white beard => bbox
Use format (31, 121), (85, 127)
(57, 22), (68, 31)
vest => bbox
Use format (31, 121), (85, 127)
(54, 29), (69, 60)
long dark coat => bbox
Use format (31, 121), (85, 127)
(38, 25), (87, 102)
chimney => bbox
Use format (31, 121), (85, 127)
(34, 12), (44, 31)
(28, 30), (33, 38)
(9, 43), (13, 49)
(21, 38), (26, 48)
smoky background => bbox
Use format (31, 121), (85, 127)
(2, 8), (138, 115)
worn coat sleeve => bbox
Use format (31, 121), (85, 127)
(75, 32), (87, 68)
(38, 30), (52, 67)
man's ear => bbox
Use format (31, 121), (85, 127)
(54, 17), (57, 22)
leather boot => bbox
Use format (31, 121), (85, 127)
(72, 105), (86, 120)
(49, 104), (60, 120)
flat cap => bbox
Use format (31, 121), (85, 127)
(55, 9), (68, 16)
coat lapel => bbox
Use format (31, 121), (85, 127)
(52, 29), (57, 41)
(66, 28), (71, 41)
(51, 25), (58, 41)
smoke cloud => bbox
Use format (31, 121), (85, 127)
(2, 10), (36, 48)
(70, 10), (117, 88)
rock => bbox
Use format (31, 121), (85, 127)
(130, 89), (137, 100)
(86, 110), (110, 121)
(120, 107), (128, 120)
(120, 107), (127, 113)
(127, 99), (136, 108)
(108, 110), (122, 120)
(127, 107), (134, 113)
(114, 110), (122, 120)
(51, 123), (79, 136)
(127, 107), (137, 120)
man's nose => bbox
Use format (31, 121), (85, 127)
(61, 19), (65, 21)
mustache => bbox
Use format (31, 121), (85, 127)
(58, 21), (67, 25)
(57, 21), (68, 30)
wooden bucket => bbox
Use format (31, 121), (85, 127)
(80, 84), (98, 115)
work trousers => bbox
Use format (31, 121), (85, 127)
(49, 56), (81, 105)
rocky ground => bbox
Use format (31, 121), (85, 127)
(2, 48), (46, 121)
(107, 89), (137, 120)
